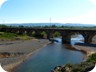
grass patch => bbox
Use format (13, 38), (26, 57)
(0, 32), (17, 40)
(86, 53), (96, 63)
(0, 32), (33, 41)
(16, 35), (32, 40)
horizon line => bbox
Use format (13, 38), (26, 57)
(0, 22), (96, 25)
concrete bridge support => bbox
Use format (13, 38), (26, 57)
(84, 32), (96, 44)
(84, 36), (92, 44)
(35, 31), (41, 38)
(18, 30), (25, 35)
(27, 31), (32, 36)
(82, 32), (93, 44)
(61, 32), (70, 44)
(46, 32), (54, 39)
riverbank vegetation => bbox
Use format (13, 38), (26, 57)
(53, 53), (96, 72)
(0, 32), (32, 41)
(0, 31), (60, 41)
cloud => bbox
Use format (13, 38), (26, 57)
(0, 0), (7, 8)
(89, 0), (96, 6)
(62, 10), (96, 24)
(59, 0), (96, 24)
(51, 10), (96, 24)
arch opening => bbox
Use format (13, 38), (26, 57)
(52, 31), (61, 43)
(40, 31), (47, 39)
(71, 33), (84, 45)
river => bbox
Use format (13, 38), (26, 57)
(13, 35), (85, 72)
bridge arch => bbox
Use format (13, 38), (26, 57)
(40, 31), (47, 38)
(70, 33), (84, 45)
(80, 32), (96, 44)
(63, 32), (84, 44)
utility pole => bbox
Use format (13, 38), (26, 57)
(49, 17), (52, 26)
(50, 17), (51, 24)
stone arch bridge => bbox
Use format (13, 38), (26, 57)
(0, 27), (96, 44)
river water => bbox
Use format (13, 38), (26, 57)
(13, 35), (85, 72)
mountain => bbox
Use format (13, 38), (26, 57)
(4, 23), (96, 27)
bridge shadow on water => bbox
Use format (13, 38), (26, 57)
(48, 38), (80, 51)
(62, 44), (80, 51)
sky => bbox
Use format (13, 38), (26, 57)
(0, 0), (96, 24)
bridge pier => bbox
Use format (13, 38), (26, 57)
(61, 32), (70, 44)
(17, 30), (24, 35)
(62, 37), (70, 44)
(84, 35), (92, 44)
(82, 32), (93, 44)
(27, 31), (32, 36)
(35, 31), (42, 38)
(47, 32), (54, 39)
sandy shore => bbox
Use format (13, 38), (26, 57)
(72, 44), (96, 60)
(0, 39), (50, 72)
(73, 45), (96, 55)
(64, 41), (96, 61)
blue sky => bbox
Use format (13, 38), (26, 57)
(0, 0), (96, 24)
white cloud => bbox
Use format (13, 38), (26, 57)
(59, 0), (96, 24)
(50, 10), (96, 24)
(51, 10), (96, 24)
(52, 0), (96, 24)
(89, 0), (96, 6)
(2, 10), (96, 24)
(0, 0), (7, 8)
(63, 10), (96, 24)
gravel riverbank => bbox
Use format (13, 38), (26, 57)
(73, 45), (96, 59)
(0, 39), (50, 72)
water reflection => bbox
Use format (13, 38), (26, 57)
(63, 44), (78, 51)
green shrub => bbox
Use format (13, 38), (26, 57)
(87, 53), (96, 62)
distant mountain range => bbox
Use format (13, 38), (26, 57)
(4, 23), (96, 27)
